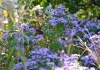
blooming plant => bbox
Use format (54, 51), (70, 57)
(0, 0), (100, 70)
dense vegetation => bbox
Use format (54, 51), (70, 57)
(0, 0), (100, 70)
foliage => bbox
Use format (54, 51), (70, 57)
(18, 0), (100, 19)
(0, 0), (100, 70)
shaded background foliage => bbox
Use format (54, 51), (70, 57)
(18, 0), (100, 19)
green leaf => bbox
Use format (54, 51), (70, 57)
(8, 59), (14, 70)
(7, 35), (17, 60)
(4, 21), (14, 30)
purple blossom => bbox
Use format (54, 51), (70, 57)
(75, 26), (84, 32)
(47, 62), (54, 66)
(96, 25), (100, 29)
(59, 39), (67, 46)
(36, 34), (43, 40)
(67, 14), (73, 19)
(38, 48), (49, 55)
(31, 38), (37, 44)
(12, 31), (22, 37)
(52, 53), (58, 59)
(82, 34), (90, 40)
(11, 5), (99, 70)
(65, 28), (71, 37)
(65, 28), (76, 37)
(81, 54), (94, 65)
(90, 23), (97, 27)
(51, 5), (66, 16)
(17, 37), (24, 43)
(29, 28), (36, 33)
(12, 62), (24, 70)
(48, 18), (58, 26)
(58, 17), (68, 24)
(71, 20), (79, 27)
(2, 32), (9, 38)
(52, 9), (65, 16)
(15, 44), (24, 50)
(39, 67), (47, 70)
(12, 47), (96, 70)
(70, 29), (77, 36)
(57, 4), (66, 10)
(31, 56), (36, 60)
(86, 20), (91, 27)
(20, 23), (29, 30)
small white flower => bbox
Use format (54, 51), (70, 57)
(32, 5), (43, 11)
(14, 12), (19, 18)
(15, 18), (18, 22)
(2, 19), (8, 24)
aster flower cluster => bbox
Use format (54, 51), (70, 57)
(2, 23), (43, 51)
(12, 48), (96, 70)
(47, 5), (100, 48)
(81, 54), (94, 66)
(55, 51), (96, 70)
(48, 5), (67, 26)
(12, 47), (59, 70)
(89, 31), (100, 49)
(46, 5), (100, 69)
(65, 17), (100, 43)
(85, 31), (100, 62)
(1, 3), (100, 70)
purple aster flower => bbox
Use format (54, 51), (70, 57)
(17, 37), (24, 42)
(71, 20), (79, 27)
(39, 67), (47, 70)
(47, 54), (53, 58)
(15, 44), (24, 50)
(70, 29), (77, 36)
(56, 9), (65, 15)
(65, 28), (77, 37)
(31, 38), (37, 44)
(75, 26), (84, 32)
(57, 4), (66, 10)
(52, 9), (58, 15)
(48, 18), (58, 26)
(54, 67), (64, 70)
(90, 32), (95, 35)
(36, 34), (43, 40)
(58, 17), (68, 24)
(52, 53), (58, 59)
(73, 38), (79, 42)
(36, 55), (41, 59)
(29, 28), (36, 33)
(38, 48), (49, 55)
(30, 61), (37, 65)
(90, 23), (97, 27)
(20, 23), (29, 30)
(31, 49), (37, 54)
(81, 54), (94, 65)
(82, 34), (90, 40)
(2, 32), (9, 38)
(67, 14), (73, 19)
(47, 62), (54, 66)
(13, 62), (24, 70)
(65, 28), (72, 37)
(96, 25), (100, 29)
(59, 39), (67, 46)
(31, 56), (36, 60)
(86, 20), (91, 27)
(12, 31), (22, 37)
(52, 8), (65, 16)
